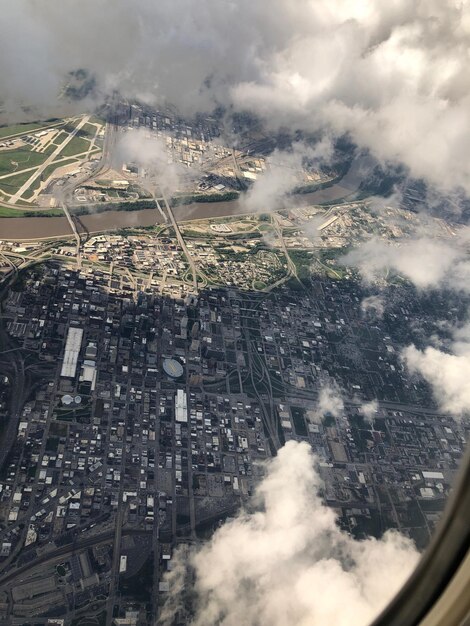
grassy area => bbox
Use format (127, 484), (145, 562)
(22, 176), (42, 199)
(70, 198), (157, 215)
(0, 170), (37, 194)
(0, 206), (27, 217)
(180, 228), (215, 238)
(0, 119), (64, 140)
(0, 206), (63, 217)
(318, 248), (349, 279)
(0, 146), (49, 177)
(0, 152), (79, 199)
(60, 135), (91, 157)
(78, 123), (99, 139)
(89, 114), (106, 126)
(41, 157), (78, 182)
(288, 249), (314, 281)
(51, 130), (69, 146)
(0, 122), (45, 139)
(171, 190), (239, 206)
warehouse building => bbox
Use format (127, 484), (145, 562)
(175, 389), (188, 423)
(60, 327), (83, 378)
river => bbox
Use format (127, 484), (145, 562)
(0, 155), (371, 240)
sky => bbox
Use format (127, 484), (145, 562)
(2, 0), (470, 194)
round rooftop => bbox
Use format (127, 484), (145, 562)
(62, 395), (73, 405)
(163, 358), (184, 379)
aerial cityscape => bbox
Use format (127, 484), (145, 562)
(0, 2), (469, 626)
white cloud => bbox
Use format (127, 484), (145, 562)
(242, 140), (334, 213)
(361, 294), (386, 318)
(115, 128), (195, 196)
(2, 1), (470, 194)
(309, 384), (345, 424)
(343, 237), (470, 291)
(403, 323), (470, 416)
(161, 441), (419, 626)
(360, 399), (379, 423)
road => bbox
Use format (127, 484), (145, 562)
(53, 116), (119, 268)
(62, 202), (82, 269)
(105, 504), (126, 626)
(55, 115), (118, 204)
(9, 116), (91, 204)
(160, 192), (198, 293)
(0, 313), (26, 472)
(0, 527), (150, 589)
(272, 214), (296, 274)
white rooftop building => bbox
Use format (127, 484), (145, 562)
(60, 327), (84, 378)
(422, 471), (445, 481)
(175, 389), (188, 423)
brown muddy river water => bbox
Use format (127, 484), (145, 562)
(0, 157), (366, 240)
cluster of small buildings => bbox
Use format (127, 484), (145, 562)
(59, 234), (190, 284)
(0, 238), (467, 620)
(0, 263), (271, 621)
(188, 237), (287, 289)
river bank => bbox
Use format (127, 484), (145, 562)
(0, 155), (370, 240)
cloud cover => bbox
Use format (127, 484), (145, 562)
(309, 384), (345, 424)
(360, 399), (379, 423)
(346, 234), (470, 417)
(343, 236), (470, 291)
(2, 1), (470, 193)
(243, 139), (334, 212)
(115, 128), (196, 196)
(403, 322), (470, 416)
(161, 441), (419, 626)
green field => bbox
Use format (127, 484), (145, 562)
(0, 206), (31, 216)
(60, 135), (91, 157)
(0, 206), (63, 217)
(0, 154), (80, 198)
(51, 130), (69, 146)
(0, 170), (38, 195)
(0, 146), (50, 177)
(22, 176), (42, 199)
(78, 123), (99, 139)
(89, 115), (106, 126)
(0, 122), (45, 140)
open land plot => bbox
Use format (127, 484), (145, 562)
(0, 206), (25, 217)
(78, 123), (100, 139)
(40, 157), (80, 182)
(0, 206), (63, 217)
(0, 122), (50, 140)
(0, 122), (44, 139)
(0, 119), (68, 143)
(0, 156), (78, 198)
(88, 115), (106, 126)
(60, 135), (93, 157)
(22, 177), (43, 200)
(0, 147), (51, 177)
(0, 116), (99, 204)
(0, 170), (40, 195)
(50, 131), (69, 147)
